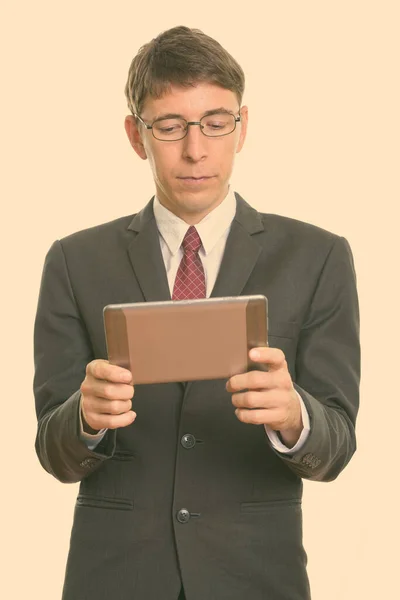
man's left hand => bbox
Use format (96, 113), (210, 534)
(226, 347), (303, 448)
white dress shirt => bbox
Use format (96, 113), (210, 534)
(80, 188), (310, 453)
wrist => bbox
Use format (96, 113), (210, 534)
(279, 426), (303, 448)
(80, 401), (100, 435)
(82, 416), (100, 435)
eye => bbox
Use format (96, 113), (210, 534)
(154, 119), (185, 135)
(202, 114), (233, 131)
(205, 120), (228, 129)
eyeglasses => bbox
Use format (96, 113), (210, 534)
(134, 111), (241, 141)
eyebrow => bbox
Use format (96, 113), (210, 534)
(153, 107), (235, 121)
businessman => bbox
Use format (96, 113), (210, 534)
(34, 26), (360, 600)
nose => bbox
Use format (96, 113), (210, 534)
(181, 123), (208, 162)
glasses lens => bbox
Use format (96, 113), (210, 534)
(201, 113), (236, 137)
(152, 118), (187, 140)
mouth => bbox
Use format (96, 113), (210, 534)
(177, 176), (215, 183)
(178, 175), (213, 179)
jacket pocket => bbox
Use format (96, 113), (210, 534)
(268, 321), (299, 340)
(110, 449), (135, 461)
(76, 493), (133, 511)
(240, 498), (301, 514)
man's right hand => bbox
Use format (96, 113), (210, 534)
(80, 359), (136, 434)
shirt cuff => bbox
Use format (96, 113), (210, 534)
(79, 396), (108, 449)
(264, 391), (311, 455)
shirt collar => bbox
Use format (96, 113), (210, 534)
(153, 187), (236, 256)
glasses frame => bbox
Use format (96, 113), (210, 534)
(134, 111), (242, 141)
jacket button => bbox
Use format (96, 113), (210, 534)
(181, 434), (196, 449)
(177, 509), (190, 524)
(80, 457), (98, 468)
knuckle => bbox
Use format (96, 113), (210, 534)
(110, 399), (131, 415)
(123, 386), (134, 400)
(283, 376), (292, 391)
(252, 412), (263, 425)
(231, 393), (240, 407)
(90, 359), (108, 380)
(246, 392), (259, 408)
(80, 380), (90, 395)
(277, 349), (286, 363)
(106, 418), (117, 430)
(235, 408), (246, 422)
(88, 360), (99, 377)
(278, 372), (291, 390)
(103, 384), (115, 399)
(109, 402), (122, 415)
(251, 371), (266, 388)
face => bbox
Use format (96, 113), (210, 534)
(125, 82), (248, 224)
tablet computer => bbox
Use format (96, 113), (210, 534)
(103, 295), (268, 385)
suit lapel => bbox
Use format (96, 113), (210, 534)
(126, 192), (265, 302)
(126, 197), (171, 302)
(210, 192), (265, 298)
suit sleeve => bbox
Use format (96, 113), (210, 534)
(33, 240), (116, 484)
(274, 236), (360, 481)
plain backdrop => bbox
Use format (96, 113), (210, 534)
(1, 1), (399, 599)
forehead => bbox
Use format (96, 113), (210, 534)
(141, 82), (239, 118)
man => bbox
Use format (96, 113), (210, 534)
(34, 26), (360, 600)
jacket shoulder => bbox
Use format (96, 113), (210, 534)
(259, 212), (340, 243)
(59, 214), (136, 248)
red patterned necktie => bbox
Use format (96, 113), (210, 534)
(172, 226), (206, 300)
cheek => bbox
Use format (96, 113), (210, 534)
(217, 142), (237, 170)
(147, 147), (176, 179)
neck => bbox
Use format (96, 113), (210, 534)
(156, 188), (229, 225)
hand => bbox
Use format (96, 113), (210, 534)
(80, 359), (136, 433)
(226, 347), (302, 448)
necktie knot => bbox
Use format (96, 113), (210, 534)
(182, 226), (202, 254)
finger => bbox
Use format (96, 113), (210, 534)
(81, 378), (134, 401)
(227, 370), (269, 393)
(235, 407), (284, 426)
(227, 369), (292, 394)
(231, 390), (277, 410)
(94, 398), (133, 416)
(249, 347), (287, 371)
(87, 410), (137, 431)
(87, 359), (132, 383)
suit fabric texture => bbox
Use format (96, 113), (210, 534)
(34, 193), (360, 600)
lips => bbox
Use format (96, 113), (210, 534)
(178, 176), (212, 179)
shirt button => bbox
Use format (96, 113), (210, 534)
(181, 434), (196, 449)
(177, 509), (190, 524)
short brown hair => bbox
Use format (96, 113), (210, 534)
(124, 26), (245, 115)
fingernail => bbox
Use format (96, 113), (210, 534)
(250, 349), (259, 359)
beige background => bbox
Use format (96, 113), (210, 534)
(1, 1), (399, 598)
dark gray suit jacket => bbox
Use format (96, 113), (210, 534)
(34, 193), (360, 600)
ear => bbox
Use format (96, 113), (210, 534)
(124, 115), (147, 160)
(236, 105), (248, 154)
